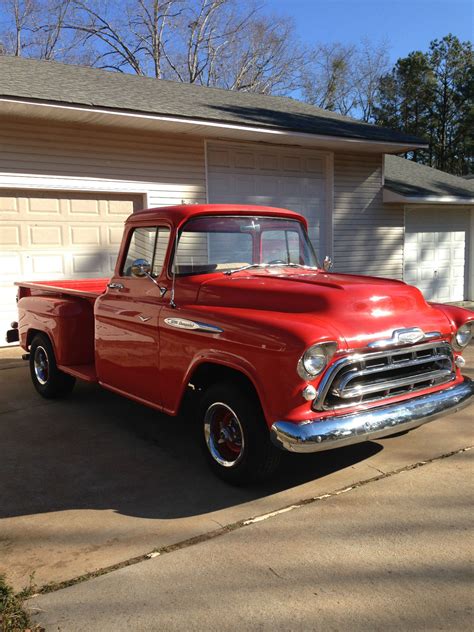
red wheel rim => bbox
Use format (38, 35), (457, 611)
(204, 403), (245, 467)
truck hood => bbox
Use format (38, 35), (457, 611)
(197, 270), (451, 348)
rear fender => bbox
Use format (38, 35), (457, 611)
(18, 296), (94, 365)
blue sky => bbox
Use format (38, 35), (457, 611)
(264, 0), (473, 63)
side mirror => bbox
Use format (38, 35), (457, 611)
(323, 256), (333, 272)
(131, 258), (151, 277)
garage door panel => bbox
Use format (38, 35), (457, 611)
(404, 207), (470, 302)
(1, 226), (21, 246)
(69, 225), (101, 246)
(282, 155), (302, 172)
(257, 177), (279, 197)
(0, 190), (143, 345)
(108, 225), (126, 246)
(106, 199), (138, 216)
(0, 254), (21, 276)
(306, 159), (324, 173)
(0, 194), (19, 214)
(72, 252), (109, 275)
(259, 154), (278, 170)
(207, 148), (231, 167)
(31, 254), (65, 274)
(234, 151), (255, 169)
(28, 225), (63, 246)
(28, 195), (62, 214)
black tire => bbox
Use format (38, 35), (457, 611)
(29, 333), (76, 399)
(199, 382), (281, 485)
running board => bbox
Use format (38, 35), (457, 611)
(58, 363), (97, 382)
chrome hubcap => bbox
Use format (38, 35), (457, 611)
(204, 402), (245, 467)
(34, 346), (49, 385)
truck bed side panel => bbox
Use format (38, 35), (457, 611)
(16, 278), (108, 300)
(18, 296), (95, 366)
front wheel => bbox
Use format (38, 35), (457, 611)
(200, 382), (281, 485)
(29, 333), (76, 398)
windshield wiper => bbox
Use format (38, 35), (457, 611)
(224, 262), (318, 276)
(278, 263), (318, 270)
(224, 263), (266, 275)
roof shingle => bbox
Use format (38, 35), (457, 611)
(384, 155), (474, 199)
(0, 56), (426, 146)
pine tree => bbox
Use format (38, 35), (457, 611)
(374, 35), (473, 175)
(373, 51), (435, 163)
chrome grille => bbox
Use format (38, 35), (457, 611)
(314, 342), (455, 411)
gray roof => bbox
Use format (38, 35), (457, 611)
(0, 55), (425, 146)
(385, 155), (474, 200)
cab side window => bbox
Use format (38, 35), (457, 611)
(122, 226), (170, 277)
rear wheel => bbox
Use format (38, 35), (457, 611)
(29, 333), (76, 398)
(200, 382), (281, 485)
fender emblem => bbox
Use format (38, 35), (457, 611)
(164, 318), (223, 333)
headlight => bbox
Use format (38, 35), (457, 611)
(297, 342), (337, 380)
(453, 323), (473, 350)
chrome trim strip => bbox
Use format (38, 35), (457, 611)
(164, 317), (223, 333)
(425, 331), (442, 340)
(271, 378), (474, 453)
(313, 341), (453, 411)
(333, 368), (454, 399)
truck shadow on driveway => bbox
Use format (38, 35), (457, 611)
(0, 363), (383, 521)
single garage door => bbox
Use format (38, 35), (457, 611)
(404, 206), (471, 302)
(0, 190), (144, 344)
(207, 142), (328, 256)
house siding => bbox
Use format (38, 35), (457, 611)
(0, 118), (207, 206)
(333, 153), (404, 279)
(0, 119), (405, 280)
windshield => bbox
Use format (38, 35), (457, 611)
(172, 215), (319, 276)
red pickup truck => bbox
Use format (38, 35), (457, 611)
(7, 204), (474, 484)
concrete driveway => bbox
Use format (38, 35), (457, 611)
(31, 449), (473, 632)
(0, 343), (473, 598)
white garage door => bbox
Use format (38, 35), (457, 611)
(0, 190), (144, 344)
(207, 142), (328, 256)
(404, 206), (471, 302)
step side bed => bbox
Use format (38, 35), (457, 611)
(16, 279), (107, 382)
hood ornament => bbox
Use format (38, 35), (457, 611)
(323, 256), (333, 272)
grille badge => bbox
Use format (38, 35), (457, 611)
(368, 328), (426, 349)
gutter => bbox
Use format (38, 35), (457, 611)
(383, 188), (474, 205)
(0, 97), (428, 152)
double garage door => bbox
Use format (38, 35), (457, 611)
(0, 190), (143, 342)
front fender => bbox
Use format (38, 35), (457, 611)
(429, 303), (474, 339)
(181, 350), (269, 416)
(158, 306), (336, 424)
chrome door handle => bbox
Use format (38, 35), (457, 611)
(107, 282), (124, 290)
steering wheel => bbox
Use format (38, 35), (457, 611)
(267, 259), (287, 265)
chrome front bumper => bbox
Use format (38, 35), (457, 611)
(270, 378), (474, 453)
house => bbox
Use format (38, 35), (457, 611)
(0, 56), (472, 339)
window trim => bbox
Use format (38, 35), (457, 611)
(169, 214), (317, 277)
(120, 224), (171, 278)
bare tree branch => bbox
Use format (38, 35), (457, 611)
(302, 39), (391, 119)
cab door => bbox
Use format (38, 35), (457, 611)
(95, 225), (170, 406)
